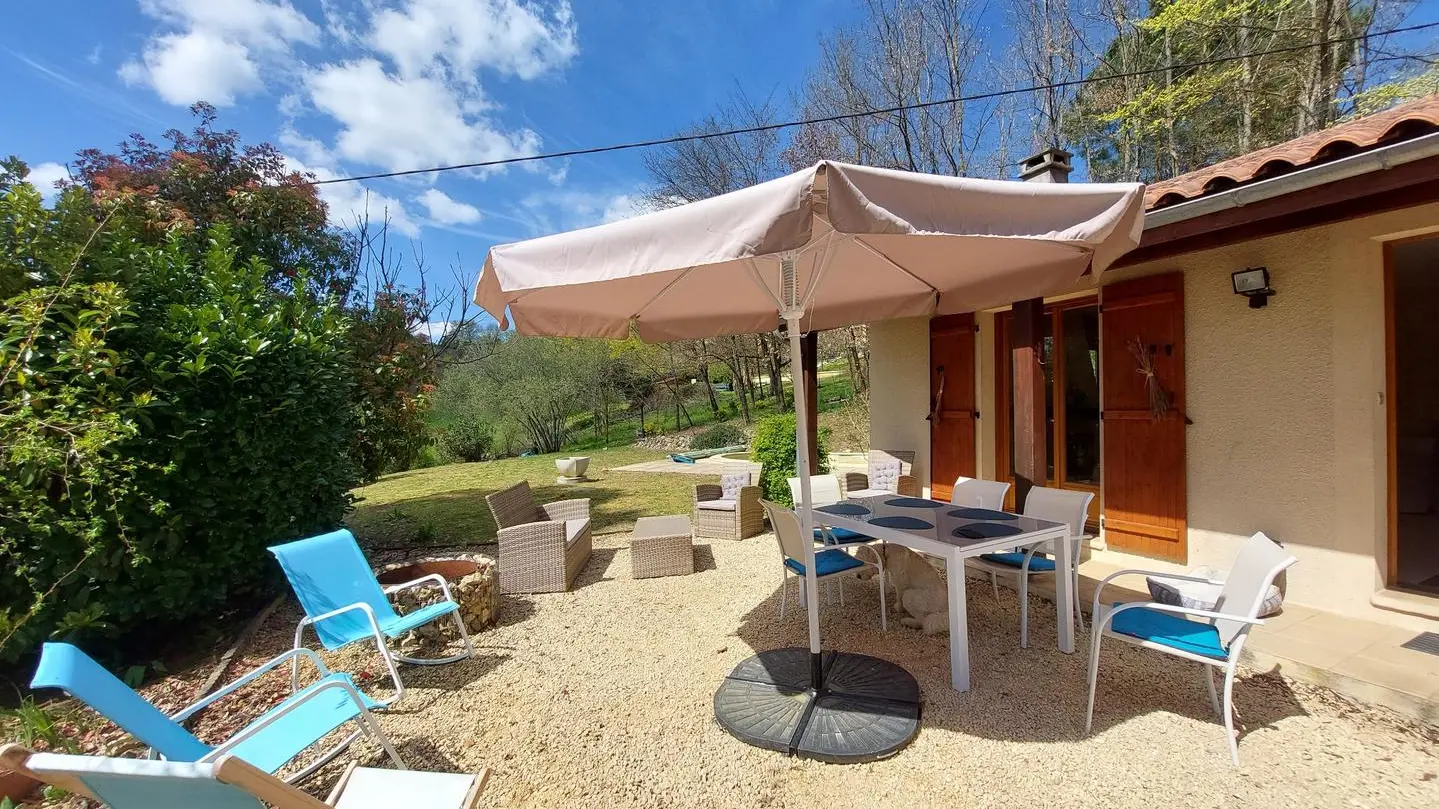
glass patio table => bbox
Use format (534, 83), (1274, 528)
(815, 494), (1073, 692)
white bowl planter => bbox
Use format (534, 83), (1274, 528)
(555, 456), (591, 482)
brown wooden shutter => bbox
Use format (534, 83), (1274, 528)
(929, 313), (977, 502)
(1100, 273), (1187, 562)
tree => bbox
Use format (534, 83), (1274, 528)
(68, 103), (354, 298)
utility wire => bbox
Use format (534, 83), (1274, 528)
(312, 20), (1439, 186)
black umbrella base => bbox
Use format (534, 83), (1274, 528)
(713, 648), (921, 763)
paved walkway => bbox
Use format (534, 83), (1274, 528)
(611, 456), (761, 477)
(1016, 557), (1439, 723)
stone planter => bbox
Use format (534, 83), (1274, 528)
(555, 455), (591, 483)
(376, 554), (498, 655)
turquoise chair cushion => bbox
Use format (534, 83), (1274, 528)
(979, 551), (1056, 572)
(814, 526), (871, 544)
(269, 530), (400, 650)
(380, 600), (460, 637)
(31, 643), (212, 763)
(1109, 604), (1228, 659)
(225, 673), (383, 774)
(784, 549), (866, 577)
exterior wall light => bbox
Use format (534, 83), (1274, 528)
(1232, 267), (1273, 308)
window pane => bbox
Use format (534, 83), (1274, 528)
(1062, 306), (1101, 485)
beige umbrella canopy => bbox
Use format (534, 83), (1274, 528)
(474, 160), (1145, 341)
(472, 160), (1145, 735)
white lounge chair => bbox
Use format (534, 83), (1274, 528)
(0, 744), (489, 809)
(1084, 531), (1298, 765)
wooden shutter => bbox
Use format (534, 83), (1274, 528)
(929, 313), (977, 501)
(1100, 273), (1187, 561)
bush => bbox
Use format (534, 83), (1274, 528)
(689, 422), (746, 451)
(0, 174), (357, 663)
(437, 414), (494, 462)
(751, 413), (830, 507)
(413, 444), (445, 469)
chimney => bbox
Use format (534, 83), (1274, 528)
(1019, 147), (1073, 183)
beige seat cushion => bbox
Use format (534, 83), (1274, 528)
(696, 498), (738, 512)
(565, 519), (590, 547)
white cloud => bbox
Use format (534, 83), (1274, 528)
(307, 58), (541, 173)
(25, 162), (70, 202)
(121, 0), (318, 106)
(278, 126), (336, 166)
(370, 0), (577, 82)
(417, 188), (482, 225)
(510, 187), (652, 235)
(412, 320), (455, 341)
(285, 156), (421, 237)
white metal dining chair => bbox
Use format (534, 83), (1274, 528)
(788, 474), (872, 545)
(1085, 531), (1297, 765)
(949, 476), (1012, 510)
(760, 500), (886, 630)
(967, 486), (1093, 647)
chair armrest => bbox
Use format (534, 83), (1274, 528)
(497, 520), (567, 549)
(1090, 568), (1224, 621)
(896, 475), (920, 498)
(1097, 600), (1264, 636)
(381, 573), (456, 603)
(694, 483), (722, 503)
(541, 498), (590, 522)
(171, 648), (329, 723)
(841, 472), (869, 494)
(202, 676), (377, 763)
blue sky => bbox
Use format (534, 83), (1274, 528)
(3, 0), (860, 331)
(5, 1), (1437, 334)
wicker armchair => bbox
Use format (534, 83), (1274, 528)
(485, 481), (593, 594)
(841, 449), (920, 498)
(693, 472), (764, 540)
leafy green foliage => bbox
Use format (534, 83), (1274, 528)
(0, 166), (357, 663)
(347, 288), (434, 479)
(689, 422), (746, 451)
(751, 413), (829, 507)
(0, 696), (76, 752)
(436, 413), (494, 462)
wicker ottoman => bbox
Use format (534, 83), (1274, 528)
(631, 515), (695, 579)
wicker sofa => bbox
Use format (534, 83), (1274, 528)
(841, 449), (921, 498)
(485, 481), (593, 594)
(693, 472), (764, 540)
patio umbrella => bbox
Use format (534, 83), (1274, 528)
(475, 160), (1144, 758)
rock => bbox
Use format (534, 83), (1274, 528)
(376, 553), (499, 654)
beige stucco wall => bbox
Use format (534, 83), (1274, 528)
(867, 318), (933, 490)
(868, 201), (1439, 628)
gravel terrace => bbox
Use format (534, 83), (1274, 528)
(32, 528), (1439, 808)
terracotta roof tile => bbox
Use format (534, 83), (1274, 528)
(1143, 95), (1439, 210)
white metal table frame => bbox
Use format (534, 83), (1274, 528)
(814, 494), (1072, 691)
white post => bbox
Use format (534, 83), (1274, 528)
(780, 255), (823, 689)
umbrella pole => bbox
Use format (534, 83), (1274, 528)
(783, 310), (824, 691)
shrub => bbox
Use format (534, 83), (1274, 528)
(751, 413), (830, 507)
(689, 422), (746, 451)
(437, 414), (494, 462)
(0, 172), (357, 663)
(413, 444), (444, 469)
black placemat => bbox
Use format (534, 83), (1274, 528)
(869, 515), (934, 530)
(952, 523), (1023, 540)
(883, 497), (946, 509)
(948, 507), (1018, 521)
(816, 502), (872, 516)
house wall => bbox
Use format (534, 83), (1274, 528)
(866, 201), (1439, 628)
(867, 317), (934, 489)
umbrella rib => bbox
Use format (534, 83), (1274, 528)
(745, 257), (786, 313)
(630, 265), (699, 324)
(797, 232), (837, 334)
(850, 237), (941, 305)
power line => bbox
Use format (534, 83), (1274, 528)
(312, 20), (1439, 186)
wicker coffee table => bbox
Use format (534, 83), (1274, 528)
(631, 515), (695, 579)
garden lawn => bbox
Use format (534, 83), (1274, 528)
(347, 448), (700, 551)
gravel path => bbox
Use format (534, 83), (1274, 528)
(307, 530), (1439, 809)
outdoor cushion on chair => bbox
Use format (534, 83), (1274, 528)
(697, 499), (738, 511)
(784, 549), (866, 577)
(814, 526), (871, 544)
(1107, 604), (1228, 659)
(978, 551), (1057, 572)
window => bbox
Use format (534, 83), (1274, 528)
(997, 299), (1102, 493)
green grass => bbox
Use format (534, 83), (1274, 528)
(347, 447), (706, 550)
